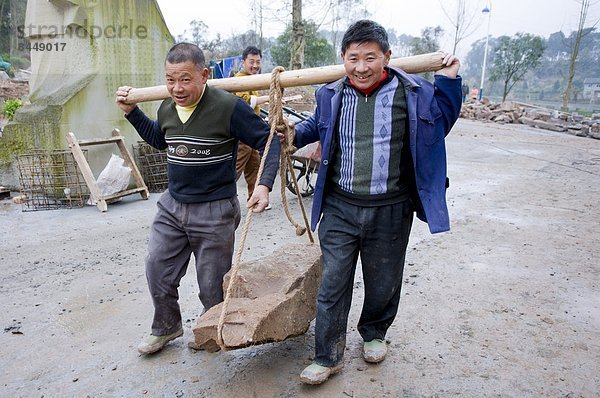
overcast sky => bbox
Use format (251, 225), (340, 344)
(155, 0), (600, 57)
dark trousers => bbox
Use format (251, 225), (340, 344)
(235, 142), (260, 198)
(314, 195), (414, 366)
(146, 191), (241, 336)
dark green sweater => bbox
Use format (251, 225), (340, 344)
(126, 85), (280, 203)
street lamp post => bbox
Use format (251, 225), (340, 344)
(479, 1), (492, 101)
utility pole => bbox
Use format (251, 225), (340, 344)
(479, 1), (492, 101)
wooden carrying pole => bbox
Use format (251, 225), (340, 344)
(124, 51), (447, 104)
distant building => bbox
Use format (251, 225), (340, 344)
(583, 78), (600, 100)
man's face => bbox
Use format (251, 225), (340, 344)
(342, 41), (391, 91)
(165, 60), (208, 107)
(241, 53), (262, 75)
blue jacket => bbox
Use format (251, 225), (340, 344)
(294, 67), (462, 234)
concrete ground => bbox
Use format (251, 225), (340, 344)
(0, 119), (598, 397)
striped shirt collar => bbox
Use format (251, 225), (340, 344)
(347, 69), (389, 96)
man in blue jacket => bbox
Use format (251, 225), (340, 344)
(289, 20), (462, 384)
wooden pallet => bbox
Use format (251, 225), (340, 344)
(66, 129), (149, 212)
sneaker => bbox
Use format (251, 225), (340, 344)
(363, 338), (387, 363)
(300, 362), (344, 385)
(137, 328), (183, 354)
(265, 203), (272, 210)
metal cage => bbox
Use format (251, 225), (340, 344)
(15, 149), (89, 211)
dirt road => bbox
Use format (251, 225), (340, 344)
(1, 119), (598, 397)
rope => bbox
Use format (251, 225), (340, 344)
(280, 154), (314, 240)
(215, 66), (314, 350)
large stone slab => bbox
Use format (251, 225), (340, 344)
(191, 243), (322, 352)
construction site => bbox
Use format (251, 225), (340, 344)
(1, 1), (599, 396)
(1, 117), (599, 396)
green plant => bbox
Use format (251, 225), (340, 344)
(2, 98), (23, 120)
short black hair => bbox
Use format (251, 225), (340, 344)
(242, 45), (262, 60)
(341, 20), (390, 55)
(165, 42), (206, 68)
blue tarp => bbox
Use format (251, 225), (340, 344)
(210, 55), (242, 79)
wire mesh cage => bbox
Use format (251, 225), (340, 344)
(132, 141), (168, 193)
(15, 149), (90, 211)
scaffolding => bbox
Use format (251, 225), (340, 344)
(132, 141), (168, 193)
(15, 149), (89, 211)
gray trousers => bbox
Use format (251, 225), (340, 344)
(146, 191), (241, 336)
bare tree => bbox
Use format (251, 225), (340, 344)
(439, 0), (480, 54)
(250, 0), (265, 49)
(290, 0), (305, 69)
(324, 0), (351, 61)
(562, 0), (598, 110)
(323, 0), (369, 60)
(178, 20), (226, 59)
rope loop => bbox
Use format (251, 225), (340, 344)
(215, 66), (313, 350)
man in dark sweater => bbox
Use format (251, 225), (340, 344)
(115, 42), (280, 355)
(286, 20), (462, 384)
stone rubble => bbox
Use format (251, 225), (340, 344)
(460, 99), (600, 140)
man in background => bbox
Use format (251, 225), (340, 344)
(234, 46), (271, 207)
